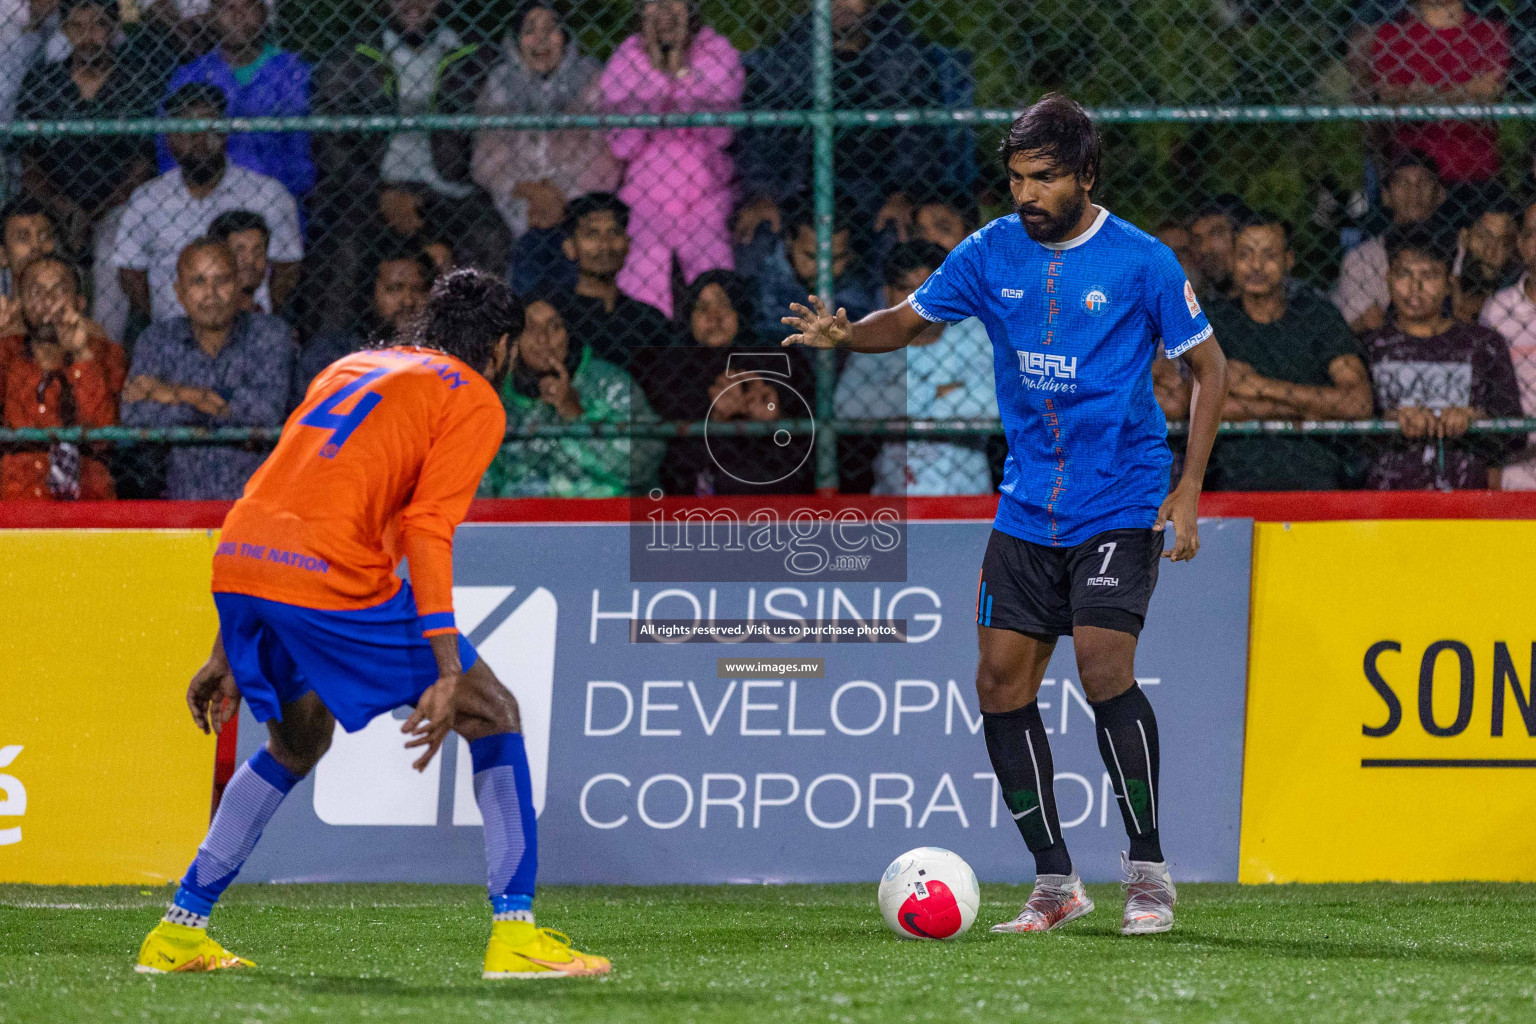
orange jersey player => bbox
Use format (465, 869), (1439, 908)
(137, 269), (610, 980)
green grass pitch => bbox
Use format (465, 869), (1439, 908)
(3, 882), (1535, 1023)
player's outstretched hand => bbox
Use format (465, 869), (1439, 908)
(782, 294), (851, 349)
(187, 638), (241, 735)
(402, 672), (459, 772)
(1154, 483), (1201, 562)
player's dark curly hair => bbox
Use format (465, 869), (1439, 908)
(408, 268), (525, 370)
(1000, 93), (1102, 189)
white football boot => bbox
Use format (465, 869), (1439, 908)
(990, 872), (1094, 933)
(1119, 852), (1176, 935)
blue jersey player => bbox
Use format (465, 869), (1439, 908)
(783, 94), (1228, 936)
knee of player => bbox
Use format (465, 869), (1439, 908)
(265, 729), (330, 777)
(1075, 657), (1134, 703)
(973, 659), (1007, 697)
(974, 658), (1028, 710)
(459, 663), (521, 734)
(312, 721), (335, 759)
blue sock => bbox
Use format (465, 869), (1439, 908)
(165, 746), (302, 927)
(470, 732), (537, 921)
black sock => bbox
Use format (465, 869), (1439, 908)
(982, 701), (1072, 877)
(1092, 684), (1163, 863)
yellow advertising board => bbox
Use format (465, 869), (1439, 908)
(0, 530), (218, 883)
(1242, 520), (1536, 882)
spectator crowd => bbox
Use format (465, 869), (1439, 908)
(1, 0), (1536, 500)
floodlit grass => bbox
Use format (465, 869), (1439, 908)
(3, 882), (1535, 1023)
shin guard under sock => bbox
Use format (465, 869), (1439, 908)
(983, 701), (1072, 876)
(169, 746), (302, 925)
(1092, 684), (1163, 863)
(471, 732), (538, 921)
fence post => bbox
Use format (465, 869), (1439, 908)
(811, 0), (839, 494)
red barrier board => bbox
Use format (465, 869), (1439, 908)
(4, 491), (1536, 528)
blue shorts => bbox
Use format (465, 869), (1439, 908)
(213, 582), (479, 733)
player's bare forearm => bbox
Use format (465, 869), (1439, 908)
(849, 303), (934, 353)
(1178, 337), (1228, 491)
(781, 295), (929, 353)
(428, 632), (463, 680)
(1157, 338), (1226, 562)
(403, 633), (463, 771)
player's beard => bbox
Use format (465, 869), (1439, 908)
(487, 349), (514, 391)
(1017, 190), (1089, 244)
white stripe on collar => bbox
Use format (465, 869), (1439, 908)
(1038, 206), (1110, 251)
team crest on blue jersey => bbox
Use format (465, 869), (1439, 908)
(1081, 288), (1110, 315)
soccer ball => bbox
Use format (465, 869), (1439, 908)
(877, 847), (980, 940)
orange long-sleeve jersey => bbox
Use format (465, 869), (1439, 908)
(211, 346), (506, 637)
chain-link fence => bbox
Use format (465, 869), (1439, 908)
(2, 0), (1536, 500)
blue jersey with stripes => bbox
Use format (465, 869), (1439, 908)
(909, 207), (1212, 547)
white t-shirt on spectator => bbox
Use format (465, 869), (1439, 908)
(112, 164), (303, 320)
(1332, 236), (1388, 329)
(1479, 277), (1536, 490)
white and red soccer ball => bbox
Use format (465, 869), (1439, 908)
(877, 847), (980, 940)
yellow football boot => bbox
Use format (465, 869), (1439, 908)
(135, 920), (255, 974)
(482, 921), (611, 979)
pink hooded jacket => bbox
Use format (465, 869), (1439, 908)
(600, 25), (744, 218)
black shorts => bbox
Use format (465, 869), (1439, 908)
(975, 527), (1163, 638)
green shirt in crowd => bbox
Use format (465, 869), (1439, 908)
(479, 347), (663, 498)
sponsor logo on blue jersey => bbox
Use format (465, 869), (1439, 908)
(1018, 351), (1078, 393)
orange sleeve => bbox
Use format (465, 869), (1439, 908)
(401, 384), (507, 637)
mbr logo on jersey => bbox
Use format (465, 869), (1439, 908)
(1018, 351), (1077, 379)
(1001, 287), (1024, 300)
(1018, 351), (1079, 393)
(1081, 288), (1110, 315)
